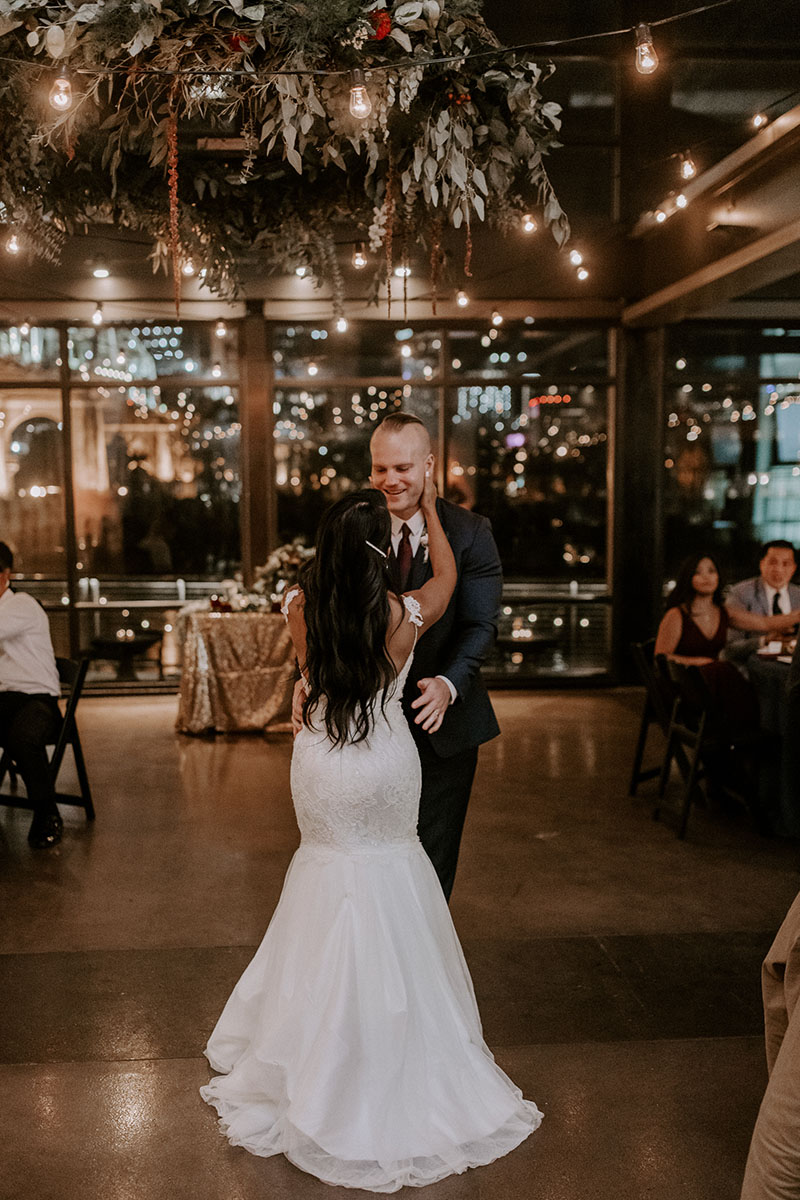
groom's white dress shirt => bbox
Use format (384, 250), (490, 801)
(391, 510), (456, 706)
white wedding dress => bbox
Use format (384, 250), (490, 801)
(200, 595), (542, 1192)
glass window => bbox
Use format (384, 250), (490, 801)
(274, 324), (441, 381)
(68, 322), (238, 383)
(274, 384), (438, 543)
(664, 324), (800, 578)
(0, 389), (66, 574)
(448, 380), (609, 580)
(71, 383), (241, 578)
(0, 325), (61, 381)
(448, 326), (609, 379)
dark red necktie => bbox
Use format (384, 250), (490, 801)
(396, 523), (413, 593)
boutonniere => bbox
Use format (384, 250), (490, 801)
(420, 527), (429, 564)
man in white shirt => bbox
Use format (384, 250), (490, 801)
(0, 541), (63, 848)
(727, 540), (800, 662)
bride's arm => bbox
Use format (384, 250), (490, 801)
(283, 588), (309, 687)
(403, 472), (456, 633)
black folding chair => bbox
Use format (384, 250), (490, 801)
(0, 656), (95, 820)
(655, 659), (759, 840)
(629, 639), (675, 796)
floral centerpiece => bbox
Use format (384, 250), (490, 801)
(252, 541), (316, 608)
(0, 0), (568, 316)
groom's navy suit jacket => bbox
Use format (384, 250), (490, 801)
(400, 498), (502, 760)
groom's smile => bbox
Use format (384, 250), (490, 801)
(369, 421), (434, 523)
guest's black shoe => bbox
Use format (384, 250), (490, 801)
(27, 809), (63, 849)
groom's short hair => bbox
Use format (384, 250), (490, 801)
(375, 412), (427, 435)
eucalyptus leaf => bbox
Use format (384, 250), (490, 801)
(389, 26), (412, 51)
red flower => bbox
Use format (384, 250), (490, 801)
(227, 33), (251, 51)
(369, 9), (392, 39)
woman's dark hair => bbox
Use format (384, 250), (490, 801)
(300, 488), (399, 747)
(0, 542), (13, 572)
(666, 552), (724, 611)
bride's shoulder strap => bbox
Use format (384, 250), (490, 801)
(401, 594), (423, 629)
(281, 587), (301, 622)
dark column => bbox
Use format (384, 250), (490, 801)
(59, 324), (81, 658)
(238, 304), (276, 586)
(611, 325), (665, 681)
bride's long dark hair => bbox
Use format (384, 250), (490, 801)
(300, 489), (399, 747)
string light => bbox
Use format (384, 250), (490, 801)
(336, 316), (348, 332)
(5, 232), (20, 254)
(655, 207), (667, 223)
(675, 192), (688, 208)
(491, 310), (503, 326)
(456, 290), (469, 307)
(48, 66), (73, 112)
(215, 319), (227, 337)
(295, 265), (309, 278)
(92, 265), (110, 278)
(577, 267), (589, 281)
(522, 213), (537, 233)
(181, 260), (196, 276)
(92, 302), (104, 326)
(680, 151), (697, 180)
(752, 112), (768, 129)
(19, 320), (30, 335)
(352, 244), (367, 269)
(634, 23), (658, 75)
(211, 362), (222, 378)
(569, 250), (583, 266)
(349, 69), (372, 119)
(394, 265), (411, 278)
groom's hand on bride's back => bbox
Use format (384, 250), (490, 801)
(411, 677), (450, 733)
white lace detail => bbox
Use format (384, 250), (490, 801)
(281, 586), (300, 621)
(402, 593), (423, 628)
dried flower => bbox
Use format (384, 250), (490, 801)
(369, 9), (392, 40)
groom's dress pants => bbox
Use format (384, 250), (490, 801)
(741, 890), (800, 1200)
(416, 739), (478, 903)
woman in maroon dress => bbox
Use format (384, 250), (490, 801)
(655, 553), (799, 665)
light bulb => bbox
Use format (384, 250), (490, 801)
(20, 320), (30, 335)
(676, 192), (688, 209)
(308, 362), (318, 376)
(456, 290), (469, 307)
(569, 250), (583, 266)
(215, 319), (227, 338)
(49, 69), (73, 112)
(352, 244), (367, 270)
(336, 316), (348, 333)
(92, 266), (110, 279)
(295, 265), (308, 278)
(401, 345), (412, 359)
(181, 260), (196, 277)
(491, 310), (503, 327)
(655, 208), (667, 223)
(680, 152), (697, 180)
(634, 23), (659, 75)
(752, 112), (768, 129)
(92, 303), (104, 326)
(349, 69), (372, 120)
(522, 213), (537, 234)
(211, 362), (222, 378)
(394, 265), (411, 278)
(5, 232), (20, 255)
(577, 267), (589, 281)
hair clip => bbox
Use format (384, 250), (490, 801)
(365, 539), (388, 558)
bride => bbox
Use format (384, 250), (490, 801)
(200, 473), (542, 1192)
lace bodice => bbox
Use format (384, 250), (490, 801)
(288, 593), (423, 853)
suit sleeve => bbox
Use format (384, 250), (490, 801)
(725, 580), (750, 611)
(440, 517), (503, 700)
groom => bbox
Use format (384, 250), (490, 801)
(368, 412), (503, 900)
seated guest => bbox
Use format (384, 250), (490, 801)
(0, 541), (63, 848)
(727, 540), (800, 662)
(656, 552), (800, 667)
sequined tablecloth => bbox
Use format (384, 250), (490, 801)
(177, 611), (296, 735)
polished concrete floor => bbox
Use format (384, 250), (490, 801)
(1, 688), (798, 1200)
